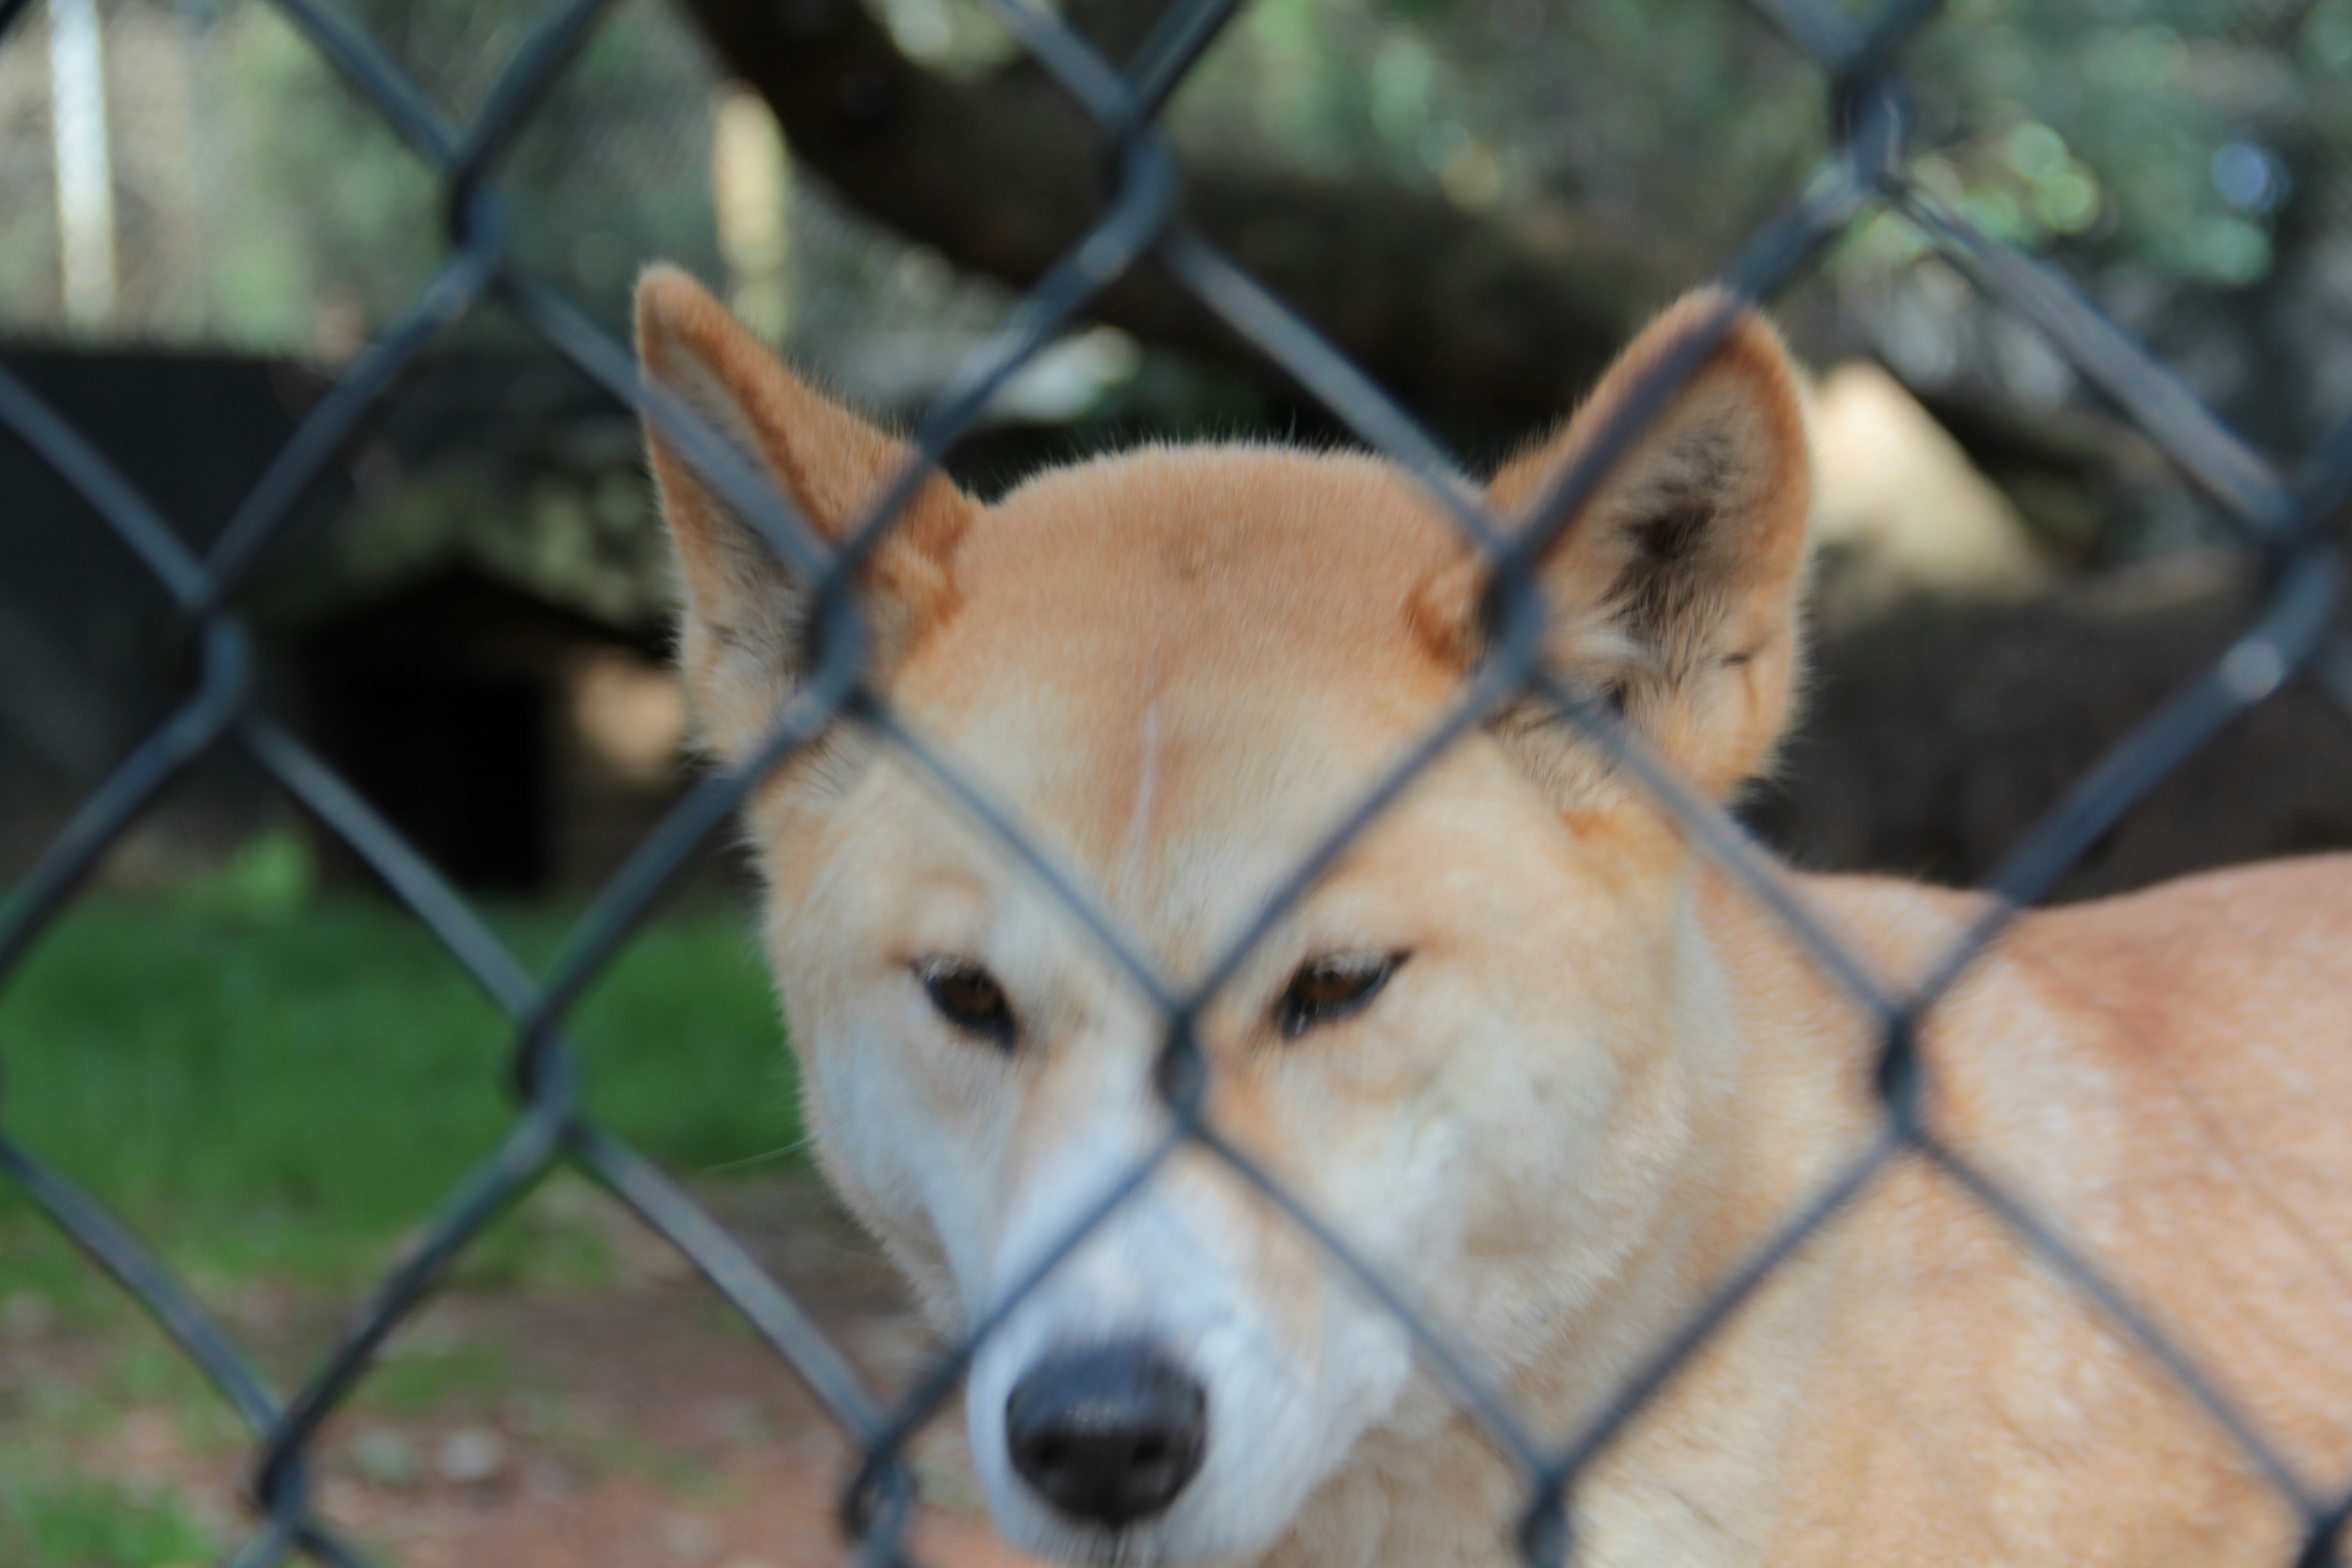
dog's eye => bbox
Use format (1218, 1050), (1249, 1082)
(918, 959), (1016, 1049)
(1275, 951), (1408, 1040)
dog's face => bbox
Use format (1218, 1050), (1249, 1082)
(638, 268), (1811, 1566)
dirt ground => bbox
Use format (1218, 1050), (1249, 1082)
(1, 1176), (1041, 1568)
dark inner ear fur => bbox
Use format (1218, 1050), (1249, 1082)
(1472, 291), (1813, 802)
(1595, 417), (1781, 692)
(1618, 457), (1728, 654)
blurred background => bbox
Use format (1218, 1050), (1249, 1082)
(2, 0), (2350, 1562)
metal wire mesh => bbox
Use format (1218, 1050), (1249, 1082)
(2, 0), (2350, 1562)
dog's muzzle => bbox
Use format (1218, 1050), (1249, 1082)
(1006, 1339), (1208, 1529)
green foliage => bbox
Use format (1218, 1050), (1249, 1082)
(0, 1472), (217, 1568)
(172, 826), (317, 920)
(198, 1), (445, 348)
(0, 0), (723, 349)
(1163, 0), (2340, 303)
(1895, 0), (2338, 288)
(355, 1334), (512, 1414)
(0, 896), (797, 1292)
(1174, 0), (1829, 241)
(7, 0), (2339, 461)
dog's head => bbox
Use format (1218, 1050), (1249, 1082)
(637, 267), (1811, 1566)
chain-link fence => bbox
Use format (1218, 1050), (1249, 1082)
(5, 0), (2352, 1561)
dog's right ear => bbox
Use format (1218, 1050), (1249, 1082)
(636, 265), (975, 758)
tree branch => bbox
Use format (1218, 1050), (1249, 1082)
(672, 0), (1699, 440)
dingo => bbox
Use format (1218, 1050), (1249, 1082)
(636, 266), (2352, 1567)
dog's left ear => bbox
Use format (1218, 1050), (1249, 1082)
(1419, 289), (1812, 804)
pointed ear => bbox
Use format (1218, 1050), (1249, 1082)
(636, 265), (976, 758)
(1423, 289), (1812, 803)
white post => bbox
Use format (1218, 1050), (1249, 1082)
(50, 0), (118, 330)
(712, 82), (790, 342)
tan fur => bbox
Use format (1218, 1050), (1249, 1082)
(638, 264), (2352, 1567)
(637, 265), (973, 756)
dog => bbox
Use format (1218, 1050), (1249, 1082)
(635, 265), (2352, 1567)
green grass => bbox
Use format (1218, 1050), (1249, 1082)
(0, 1472), (219, 1568)
(0, 890), (802, 1295)
(356, 1333), (513, 1414)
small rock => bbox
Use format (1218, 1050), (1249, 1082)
(435, 1427), (508, 1486)
(500, 1391), (553, 1437)
(708, 1396), (769, 1447)
(0, 1291), (53, 1341)
(659, 1513), (720, 1565)
(347, 1428), (422, 1490)
(522, 1457), (575, 1500)
(236, 1282), (291, 1334)
(317, 1477), (368, 1517)
(119, 1406), (179, 1466)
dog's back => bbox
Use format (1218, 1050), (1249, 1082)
(1664, 858), (2352, 1565)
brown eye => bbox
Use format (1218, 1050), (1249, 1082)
(918, 959), (1016, 1049)
(1275, 952), (1408, 1040)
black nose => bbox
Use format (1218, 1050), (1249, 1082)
(1005, 1341), (1207, 1529)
